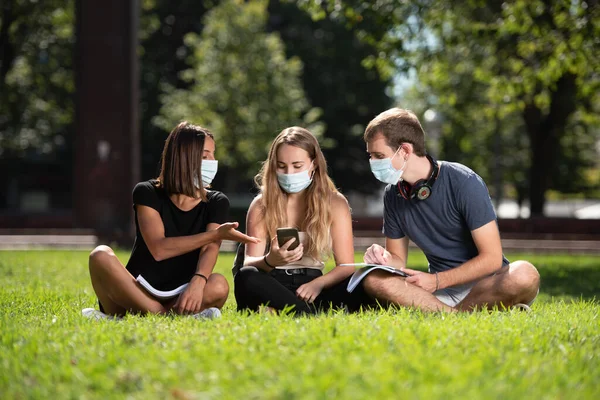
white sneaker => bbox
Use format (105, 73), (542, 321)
(193, 307), (222, 319)
(81, 308), (112, 320)
(512, 303), (532, 313)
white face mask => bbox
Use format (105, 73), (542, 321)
(193, 159), (219, 189)
(277, 165), (313, 193)
(369, 148), (407, 185)
(201, 159), (218, 187)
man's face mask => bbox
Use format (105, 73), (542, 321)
(369, 148), (407, 185)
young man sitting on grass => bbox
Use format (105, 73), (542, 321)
(361, 108), (540, 312)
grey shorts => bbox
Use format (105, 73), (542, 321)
(433, 282), (475, 307)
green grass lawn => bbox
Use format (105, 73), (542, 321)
(1, 250), (599, 399)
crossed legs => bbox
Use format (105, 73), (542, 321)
(362, 260), (540, 313)
(456, 260), (540, 311)
(88, 245), (229, 317)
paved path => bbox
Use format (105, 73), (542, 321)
(1, 235), (597, 254)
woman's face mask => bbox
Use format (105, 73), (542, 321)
(201, 159), (218, 187)
(369, 148), (407, 185)
(277, 164), (313, 193)
(193, 159), (219, 189)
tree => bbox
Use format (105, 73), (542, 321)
(155, 0), (321, 190)
(0, 0), (75, 158)
(268, 0), (393, 194)
(422, 0), (600, 216)
(301, 0), (600, 216)
(138, 0), (213, 179)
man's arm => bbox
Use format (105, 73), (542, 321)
(404, 221), (503, 292)
(436, 220), (504, 289)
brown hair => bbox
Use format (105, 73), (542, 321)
(254, 127), (338, 260)
(156, 121), (214, 201)
(364, 108), (426, 156)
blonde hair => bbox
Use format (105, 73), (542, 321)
(364, 108), (427, 156)
(254, 127), (338, 260)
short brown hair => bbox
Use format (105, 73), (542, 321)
(156, 121), (213, 201)
(364, 108), (426, 156)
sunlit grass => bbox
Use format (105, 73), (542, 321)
(1, 250), (598, 399)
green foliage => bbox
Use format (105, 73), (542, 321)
(269, 1), (393, 194)
(1, 250), (599, 398)
(302, 0), (600, 213)
(155, 0), (322, 176)
(419, 0), (600, 208)
(138, 0), (213, 179)
(0, 0), (75, 158)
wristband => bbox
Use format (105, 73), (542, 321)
(263, 255), (275, 269)
(435, 272), (439, 291)
(194, 273), (208, 283)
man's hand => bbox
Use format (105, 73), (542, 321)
(173, 275), (206, 314)
(364, 244), (392, 265)
(296, 278), (325, 303)
(404, 268), (437, 293)
(217, 222), (260, 244)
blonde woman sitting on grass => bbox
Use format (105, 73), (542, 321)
(234, 127), (375, 315)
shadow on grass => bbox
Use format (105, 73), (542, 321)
(539, 264), (600, 300)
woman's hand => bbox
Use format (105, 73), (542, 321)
(173, 275), (206, 314)
(296, 278), (325, 303)
(216, 222), (260, 244)
(265, 236), (304, 267)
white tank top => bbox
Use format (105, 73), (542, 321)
(276, 231), (325, 271)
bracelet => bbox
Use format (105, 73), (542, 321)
(435, 272), (440, 291)
(194, 273), (208, 283)
(263, 255), (275, 269)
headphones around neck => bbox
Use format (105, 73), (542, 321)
(397, 154), (440, 201)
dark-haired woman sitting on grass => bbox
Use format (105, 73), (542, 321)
(83, 122), (259, 319)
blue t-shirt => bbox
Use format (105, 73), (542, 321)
(383, 161), (509, 273)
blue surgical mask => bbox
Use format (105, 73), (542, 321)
(201, 159), (218, 187)
(369, 149), (406, 185)
(277, 167), (313, 193)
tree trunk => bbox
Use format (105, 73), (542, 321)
(524, 73), (578, 217)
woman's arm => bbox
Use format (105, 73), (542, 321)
(317, 192), (356, 288)
(241, 197), (271, 271)
(243, 196), (303, 271)
(295, 193), (355, 303)
(173, 223), (222, 314)
(137, 205), (257, 262)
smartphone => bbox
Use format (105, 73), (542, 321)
(276, 227), (300, 250)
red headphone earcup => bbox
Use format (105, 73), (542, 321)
(397, 181), (409, 199)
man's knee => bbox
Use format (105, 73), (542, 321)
(510, 260), (540, 295)
(362, 270), (392, 296)
(89, 245), (116, 272)
(209, 273), (230, 300)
